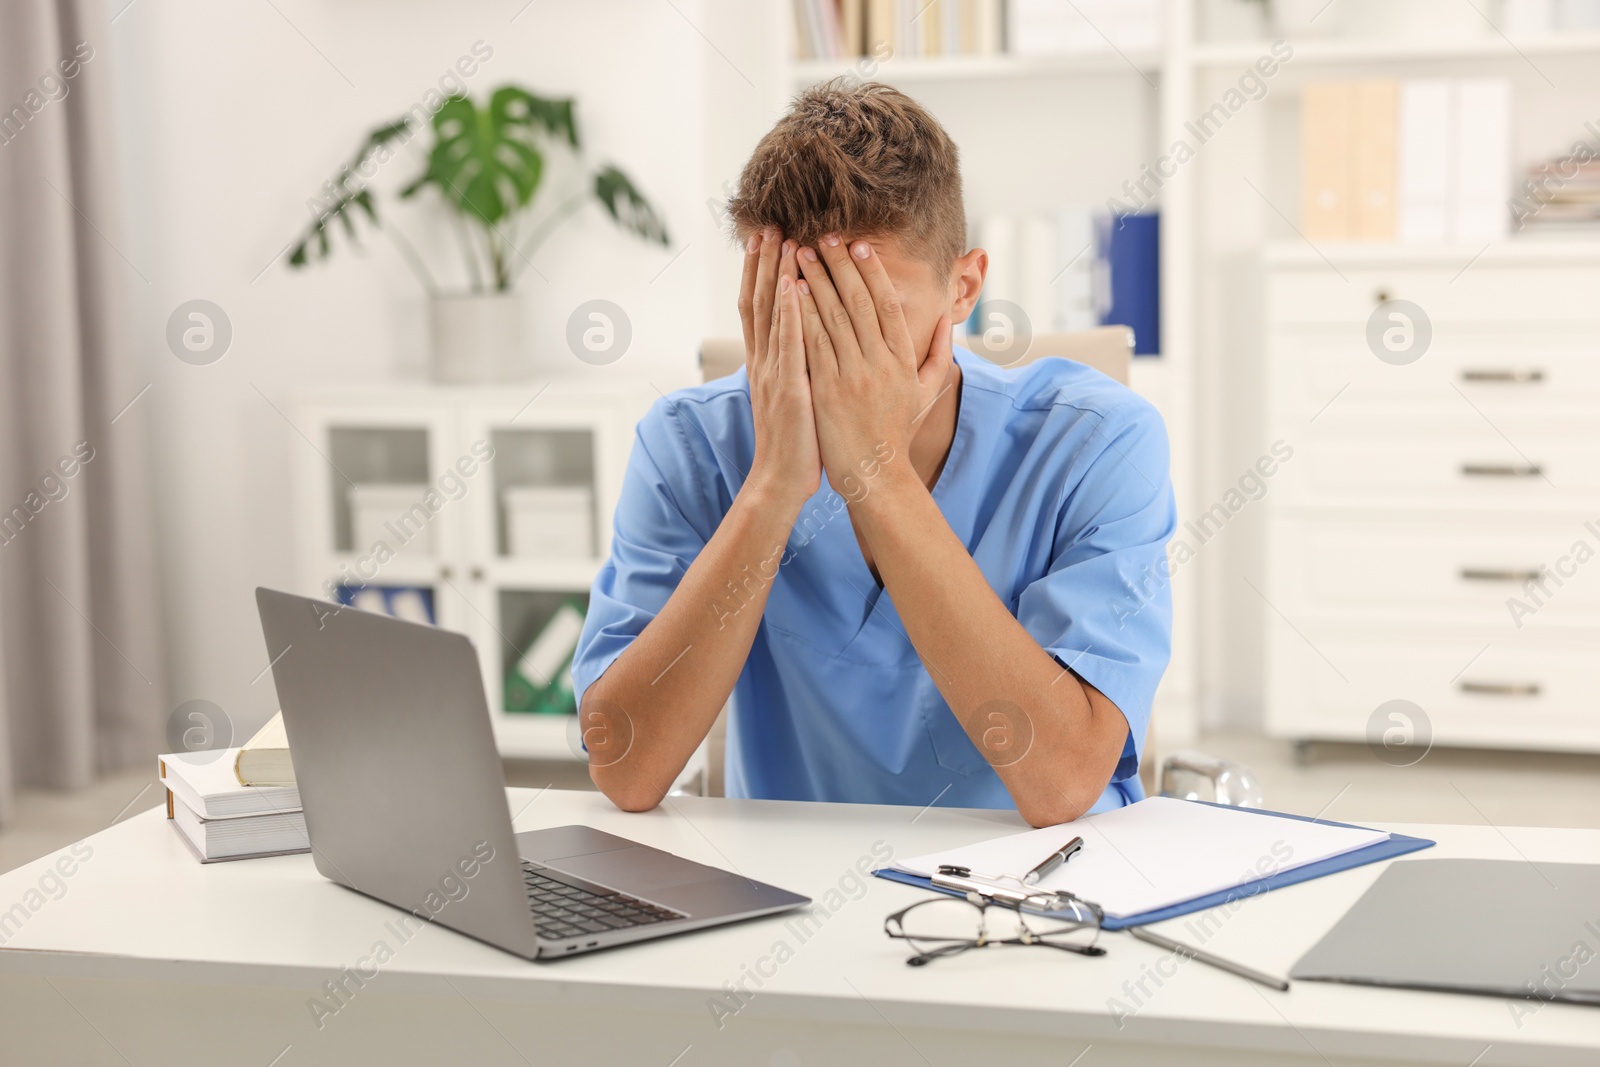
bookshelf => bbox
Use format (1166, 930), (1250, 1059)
(291, 380), (664, 761)
(1193, 31), (1600, 66)
(770, 0), (1600, 743)
(791, 50), (1162, 82)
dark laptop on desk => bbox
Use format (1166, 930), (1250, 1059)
(255, 587), (807, 960)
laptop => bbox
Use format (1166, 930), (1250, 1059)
(255, 587), (809, 960)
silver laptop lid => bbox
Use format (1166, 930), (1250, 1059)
(255, 587), (538, 958)
(1292, 858), (1600, 1004)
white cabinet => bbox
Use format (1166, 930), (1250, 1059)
(1262, 243), (1600, 754)
(291, 381), (659, 760)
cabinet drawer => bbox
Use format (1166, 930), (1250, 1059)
(1268, 516), (1600, 620)
(1274, 438), (1600, 509)
(1267, 264), (1600, 328)
(1264, 625), (1600, 752)
(1269, 333), (1600, 422)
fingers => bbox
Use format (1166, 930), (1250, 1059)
(846, 240), (914, 367)
(778, 239), (800, 291)
(737, 230), (761, 357)
(795, 276), (837, 380)
(766, 240), (799, 366)
(750, 229), (782, 365)
(796, 245), (863, 370)
(814, 233), (881, 356)
(776, 273), (805, 382)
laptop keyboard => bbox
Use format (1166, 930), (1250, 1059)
(522, 862), (686, 941)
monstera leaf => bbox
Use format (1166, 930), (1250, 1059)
(288, 119), (412, 267)
(401, 87), (578, 227)
(595, 165), (670, 246)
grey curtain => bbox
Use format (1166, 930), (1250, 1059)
(0, 0), (165, 822)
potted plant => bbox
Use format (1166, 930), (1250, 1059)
(288, 85), (668, 383)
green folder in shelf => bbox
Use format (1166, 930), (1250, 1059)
(505, 599), (585, 715)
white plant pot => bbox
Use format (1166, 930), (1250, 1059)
(428, 293), (529, 384)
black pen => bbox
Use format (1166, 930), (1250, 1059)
(1021, 835), (1083, 886)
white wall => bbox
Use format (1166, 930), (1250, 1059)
(104, 0), (785, 737)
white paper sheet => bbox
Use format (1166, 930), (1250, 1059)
(891, 797), (1390, 918)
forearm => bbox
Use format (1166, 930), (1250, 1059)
(851, 470), (1126, 826)
(586, 482), (800, 811)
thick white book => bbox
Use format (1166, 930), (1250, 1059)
(1454, 78), (1513, 242)
(887, 796), (1390, 919)
(1053, 206), (1096, 331)
(1397, 79), (1455, 243)
(159, 751), (301, 820)
(167, 789), (310, 863)
(1017, 214), (1057, 343)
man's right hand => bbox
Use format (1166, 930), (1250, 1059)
(738, 229), (820, 511)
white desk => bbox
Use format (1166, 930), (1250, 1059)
(1, 790), (1596, 1067)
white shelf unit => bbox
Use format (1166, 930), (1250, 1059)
(785, 3), (1201, 744)
(292, 379), (659, 760)
(1261, 242), (1600, 753)
(1193, 30), (1600, 66)
(774, 1), (1600, 742)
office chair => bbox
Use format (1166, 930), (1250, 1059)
(685, 325), (1262, 809)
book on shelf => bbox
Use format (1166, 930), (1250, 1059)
(796, 0), (1003, 61)
(1352, 80), (1398, 240)
(1302, 77), (1511, 245)
(1302, 82), (1356, 239)
(234, 711), (294, 787)
(1094, 210), (1160, 356)
(504, 598), (586, 715)
(159, 752), (308, 864)
(967, 206), (1146, 354)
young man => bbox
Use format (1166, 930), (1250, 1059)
(572, 81), (1174, 827)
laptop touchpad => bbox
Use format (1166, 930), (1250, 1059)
(555, 845), (721, 894)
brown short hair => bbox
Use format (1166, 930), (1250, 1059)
(727, 80), (965, 271)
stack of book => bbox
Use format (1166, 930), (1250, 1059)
(160, 715), (306, 863)
(1300, 78), (1513, 244)
(1515, 155), (1600, 232)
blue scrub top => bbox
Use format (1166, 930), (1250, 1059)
(572, 347), (1175, 815)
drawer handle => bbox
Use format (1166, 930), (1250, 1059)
(1459, 567), (1543, 582)
(1459, 680), (1542, 697)
(1461, 369), (1545, 384)
(1460, 463), (1543, 478)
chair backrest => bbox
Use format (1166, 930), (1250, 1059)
(962, 324), (1133, 384)
(696, 324), (1156, 798)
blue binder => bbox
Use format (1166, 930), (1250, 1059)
(1095, 210), (1161, 356)
(872, 804), (1435, 931)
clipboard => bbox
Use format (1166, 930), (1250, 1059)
(872, 803), (1435, 930)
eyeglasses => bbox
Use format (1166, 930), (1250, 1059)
(884, 889), (1106, 967)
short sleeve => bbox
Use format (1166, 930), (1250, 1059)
(570, 397), (724, 708)
(1013, 400), (1176, 785)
